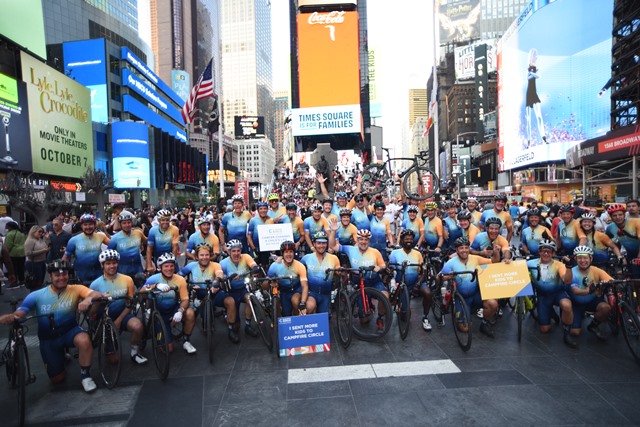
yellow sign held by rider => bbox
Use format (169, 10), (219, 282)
(478, 260), (533, 300)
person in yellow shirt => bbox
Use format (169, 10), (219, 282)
(457, 211), (480, 246)
(423, 202), (444, 251)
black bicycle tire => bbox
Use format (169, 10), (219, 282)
(272, 296), (279, 355)
(361, 164), (389, 196)
(516, 297), (525, 343)
(151, 311), (170, 380)
(336, 289), (353, 348)
(350, 287), (393, 341)
(397, 284), (411, 340)
(620, 302), (640, 364)
(17, 343), (26, 427)
(6, 329), (17, 387)
(249, 294), (273, 352)
(402, 166), (438, 200)
(609, 301), (620, 337)
(98, 317), (122, 389)
(205, 299), (215, 364)
(451, 290), (472, 351)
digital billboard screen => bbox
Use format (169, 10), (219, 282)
(497, 0), (612, 171)
(438, 0), (480, 45)
(112, 121), (150, 189)
(63, 39), (109, 123)
(0, 74), (32, 173)
(234, 116), (265, 139)
(0, 0), (46, 59)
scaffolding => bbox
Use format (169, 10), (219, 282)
(611, 0), (640, 129)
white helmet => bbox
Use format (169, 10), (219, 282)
(157, 252), (176, 266)
(99, 249), (120, 264)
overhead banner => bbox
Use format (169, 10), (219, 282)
(21, 51), (93, 178)
(111, 121), (151, 189)
(566, 127), (640, 168)
(291, 104), (361, 136)
(438, 0), (480, 45)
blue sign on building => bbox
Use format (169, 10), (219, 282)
(123, 95), (187, 142)
(112, 121), (150, 189)
(122, 69), (183, 124)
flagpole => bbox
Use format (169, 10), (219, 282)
(432, 0), (440, 180)
(218, 97), (224, 201)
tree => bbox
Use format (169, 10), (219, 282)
(0, 171), (74, 225)
(81, 167), (113, 218)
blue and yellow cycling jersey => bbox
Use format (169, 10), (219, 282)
(479, 209), (512, 231)
(337, 223), (358, 245)
(221, 211), (252, 243)
(401, 217), (424, 245)
(289, 217), (305, 243)
(65, 232), (110, 271)
(338, 245), (385, 286)
(301, 252), (341, 292)
(440, 255), (492, 296)
(90, 273), (135, 318)
(558, 219), (586, 254)
(350, 206), (371, 231)
(268, 205), (288, 223)
(267, 259), (307, 290)
(606, 218), (640, 259)
(331, 203), (350, 217)
(322, 213), (339, 226)
(424, 216), (444, 248)
(583, 230), (615, 264)
(107, 229), (145, 265)
(521, 225), (552, 256)
(402, 202), (423, 218)
(18, 285), (92, 339)
(179, 261), (223, 281)
(462, 224), (480, 245)
(186, 231), (221, 255)
(247, 216), (274, 249)
(569, 265), (612, 305)
(444, 216), (463, 249)
(526, 259), (567, 295)
(469, 210), (482, 228)
(304, 216), (329, 236)
(470, 232), (509, 252)
(389, 248), (423, 287)
(219, 254), (256, 290)
(147, 224), (179, 256)
(144, 273), (189, 312)
(369, 216), (391, 250)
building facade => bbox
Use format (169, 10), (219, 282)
(408, 88), (427, 128)
(236, 138), (275, 187)
(273, 90), (289, 165)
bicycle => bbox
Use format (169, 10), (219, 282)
(188, 279), (225, 364)
(388, 262), (419, 340)
(263, 275), (295, 355)
(361, 149), (439, 200)
(435, 270), (478, 352)
(0, 299), (54, 427)
(324, 268), (354, 348)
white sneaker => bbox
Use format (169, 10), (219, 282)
(422, 317), (432, 331)
(476, 308), (484, 318)
(131, 353), (148, 365)
(81, 377), (97, 393)
(498, 308), (503, 316)
(183, 341), (197, 354)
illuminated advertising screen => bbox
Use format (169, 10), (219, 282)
(297, 10), (360, 109)
(112, 121), (150, 189)
(438, 0), (480, 45)
(63, 39), (109, 123)
(21, 51), (93, 178)
(171, 69), (190, 102)
(123, 95), (187, 142)
(0, 0), (46, 59)
(454, 40), (496, 80)
(122, 69), (183, 123)
(291, 104), (361, 136)
(234, 116), (265, 139)
(497, 0), (612, 171)
(0, 74), (32, 172)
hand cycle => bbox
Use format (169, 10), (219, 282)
(188, 279), (225, 364)
(361, 149), (439, 200)
(262, 274), (295, 355)
(436, 270), (479, 352)
(590, 279), (640, 363)
(388, 262), (421, 340)
(0, 298), (54, 427)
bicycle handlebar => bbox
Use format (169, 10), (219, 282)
(438, 269), (478, 283)
(323, 266), (377, 281)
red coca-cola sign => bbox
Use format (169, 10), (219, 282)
(308, 11), (346, 25)
(234, 180), (249, 205)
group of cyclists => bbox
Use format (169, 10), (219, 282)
(1, 171), (639, 393)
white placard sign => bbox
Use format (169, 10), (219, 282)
(291, 104), (361, 136)
(257, 224), (295, 251)
(109, 193), (126, 204)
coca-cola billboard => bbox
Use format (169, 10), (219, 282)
(307, 11), (346, 25)
(234, 180), (249, 205)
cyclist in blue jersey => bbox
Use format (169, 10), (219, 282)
(317, 174), (349, 217)
(107, 210), (146, 277)
(267, 193), (288, 224)
(285, 203), (306, 253)
(470, 217), (512, 261)
(219, 195), (253, 254)
(369, 201), (394, 261)
(218, 240), (261, 338)
(400, 205), (425, 247)
(457, 210), (480, 245)
(90, 250), (148, 363)
(248, 201), (275, 266)
(443, 201), (463, 250)
(304, 203), (330, 253)
(0, 260), (102, 392)
(186, 216), (221, 261)
(335, 208), (358, 247)
(520, 208), (552, 257)
(301, 231), (341, 314)
(578, 213), (623, 266)
(268, 241), (311, 316)
(349, 194), (371, 231)
(145, 209), (179, 272)
(605, 203), (640, 279)
(479, 193), (513, 241)
(556, 204), (587, 257)
(423, 201), (444, 251)
(63, 213), (110, 284)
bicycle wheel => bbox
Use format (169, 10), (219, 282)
(151, 311), (170, 380)
(5, 331), (17, 387)
(204, 299), (215, 364)
(620, 302), (640, 363)
(336, 289), (353, 348)
(397, 284), (411, 340)
(451, 290), (472, 351)
(98, 318), (121, 388)
(16, 343), (27, 427)
(272, 296), (279, 355)
(609, 302), (620, 337)
(350, 287), (393, 341)
(515, 296), (525, 343)
(361, 163), (389, 196)
(249, 295), (273, 352)
(402, 166), (438, 200)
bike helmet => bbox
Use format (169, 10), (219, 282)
(607, 203), (626, 215)
(310, 203), (323, 212)
(322, 198), (334, 205)
(336, 192), (348, 199)
(231, 194), (245, 203)
(118, 210), (135, 222)
(559, 204), (575, 213)
(467, 196), (478, 202)
(527, 208), (541, 217)
(373, 201), (386, 210)
(226, 239), (242, 250)
(494, 193), (508, 202)
(424, 201), (438, 210)
(354, 194), (365, 202)
(157, 252), (176, 266)
(79, 213), (96, 224)
(157, 209), (171, 219)
(312, 231), (328, 242)
(457, 210), (472, 221)
(356, 229), (372, 239)
(485, 217), (503, 228)
(579, 213), (596, 223)
(256, 201), (268, 208)
(339, 208), (352, 217)
(399, 229), (416, 240)
(573, 245), (593, 256)
(280, 240), (296, 252)
(98, 249), (120, 264)
(285, 203), (297, 211)
(46, 259), (72, 273)
(539, 239), (557, 251)
(407, 205), (419, 213)
(194, 216), (206, 227)
(194, 242), (213, 255)
(454, 237), (471, 248)
(267, 193), (280, 201)
(443, 201), (455, 209)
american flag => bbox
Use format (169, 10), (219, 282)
(181, 59), (215, 124)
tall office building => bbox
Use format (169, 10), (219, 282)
(408, 88), (427, 128)
(237, 138), (275, 186)
(221, 0), (273, 143)
(480, 0), (529, 39)
(273, 91), (289, 165)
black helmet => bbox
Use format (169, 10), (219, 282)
(527, 208), (541, 217)
(47, 259), (72, 274)
(280, 240), (296, 252)
(485, 217), (503, 228)
(457, 210), (472, 221)
(454, 237), (471, 248)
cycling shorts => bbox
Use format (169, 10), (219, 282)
(571, 298), (604, 329)
(39, 326), (87, 378)
(537, 290), (570, 326)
